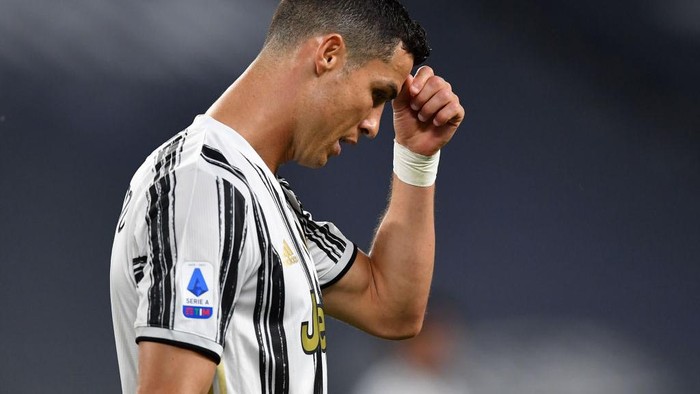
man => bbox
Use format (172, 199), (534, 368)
(110, 0), (464, 393)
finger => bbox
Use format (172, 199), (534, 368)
(411, 75), (449, 115)
(409, 65), (435, 97)
(416, 88), (457, 124)
(432, 99), (465, 127)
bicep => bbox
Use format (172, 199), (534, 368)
(322, 249), (423, 340)
(279, 183), (401, 336)
(321, 250), (388, 336)
(137, 341), (216, 394)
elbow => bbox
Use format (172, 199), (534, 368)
(373, 312), (426, 340)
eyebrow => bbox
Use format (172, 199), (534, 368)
(372, 81), (399, 103)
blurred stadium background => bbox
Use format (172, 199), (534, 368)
(1, 0), (698, 392)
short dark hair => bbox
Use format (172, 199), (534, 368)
(264, 0), (430, 67)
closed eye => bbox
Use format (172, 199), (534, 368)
(371, 83), (398, 107)
(372, 90), (389, 107)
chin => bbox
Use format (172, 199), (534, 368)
(314, 157), (329, 168)
(299, 157), (328, 169)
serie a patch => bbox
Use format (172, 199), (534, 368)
(181, 262), (214, 319)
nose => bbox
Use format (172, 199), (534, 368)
(359, 105), (383, 139)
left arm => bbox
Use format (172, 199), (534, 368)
(323, 66), (464, 338)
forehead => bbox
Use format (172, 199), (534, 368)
(357, 45), (414, 89)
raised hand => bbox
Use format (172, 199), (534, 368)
(392, 66), (465, 156)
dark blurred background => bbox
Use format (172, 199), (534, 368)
(1, 0), (698, 392)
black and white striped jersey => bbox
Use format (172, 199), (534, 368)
(110, 115), (357, 394)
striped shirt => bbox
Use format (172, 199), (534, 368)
(110, 115), (357, 394)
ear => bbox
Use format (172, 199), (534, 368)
(314, 34), (346, 75)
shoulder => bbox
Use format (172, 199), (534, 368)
(140, 131), (257, 215)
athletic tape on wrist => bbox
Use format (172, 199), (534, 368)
(393, 140), (441, 187)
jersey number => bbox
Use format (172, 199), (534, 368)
(300, 292), (326, 354)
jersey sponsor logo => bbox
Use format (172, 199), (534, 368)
(281, 239), (299, 267)
(300, 291), (327, 354)
(181, 262), (214, 320)
(183, 305), (212, 319)
(187, 268), (209, 296)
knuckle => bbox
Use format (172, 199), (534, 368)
(426, 76), (446, 91)
(416, 65), (434, 79)
(437, 89), (452, 101)
(434, 111), (447, 124)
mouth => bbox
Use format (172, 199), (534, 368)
(332, 140), (342, 156)
(340, 136), (358, 146)
(331, 137), (358, 157)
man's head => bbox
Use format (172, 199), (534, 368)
(253, 0), (430, 169)
(263, 0), (430, 68)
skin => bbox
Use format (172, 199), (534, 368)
(137, 33), (464, 393)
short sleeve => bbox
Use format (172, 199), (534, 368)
(279, 179), (357, 289)
(133, 160), (251, 364)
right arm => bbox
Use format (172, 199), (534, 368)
(137, 342), (216, 394)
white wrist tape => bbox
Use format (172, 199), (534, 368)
(393, 140), (441, 187)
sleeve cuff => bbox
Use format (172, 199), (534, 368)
(135, 326), (223, 364)
(320, 244), (358, 289)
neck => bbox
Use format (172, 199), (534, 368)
(205, 51), (302, 173)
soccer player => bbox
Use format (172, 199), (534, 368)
(110, 0), (465, 393)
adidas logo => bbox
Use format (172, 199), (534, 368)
(281, 239), (299, 267)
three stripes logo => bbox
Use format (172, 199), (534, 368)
(281, 239), (299, 267)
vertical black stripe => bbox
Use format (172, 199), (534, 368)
(251, 198), (289, 394)
(313, 352), (323, 394)
(151, 172), (175, 327)
(263, 245), (274, 393)
(168, 131), (187, 326)
(146, 133), (186, 329)
(154, 134), (183, 177)
(145, 188), (156, 317)
(146, 178), (167, 326)
(254, 275), (268, 392)
(251, 199), (270, 393)
(217, 179), (247, 344)
(218, 179), (234, 341)
(269, 248), (288, 393)
(132, 256), (147, 285)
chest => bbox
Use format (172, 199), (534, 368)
(246, 175), (321, 301)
